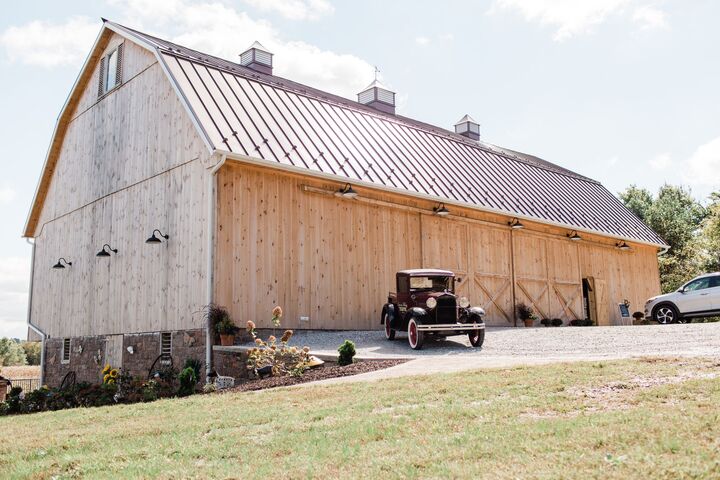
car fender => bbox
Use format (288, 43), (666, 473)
(468, 306), (486, 318)
(410, 307), (428, 320)
(381, 304), (396, 326)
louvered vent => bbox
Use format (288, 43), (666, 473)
(357, 79), (396, 115)
(454, 114), (480, 141)
(239, 41), (273, 75)
(97, 56), (106, 97)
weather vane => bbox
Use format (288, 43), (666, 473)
(374, 65), (380, 81)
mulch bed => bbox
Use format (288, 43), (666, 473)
(222, 360), (406, 393)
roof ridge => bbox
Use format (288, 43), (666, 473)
(105, 19), (600, 185)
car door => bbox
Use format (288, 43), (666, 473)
(676, 277), (714, 314)
(707, 276), (720, 311)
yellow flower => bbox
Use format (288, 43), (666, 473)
(107, 378), (115, 385)
(102, 364), (111, 374)
(103, 374), (110, 383)
(110, 369), (119, 378)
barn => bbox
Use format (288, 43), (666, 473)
(24, 20), (667, 386)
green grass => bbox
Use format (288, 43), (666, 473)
(1, 358), (720, 479)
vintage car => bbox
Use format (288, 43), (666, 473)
(381, 269), (486, 350)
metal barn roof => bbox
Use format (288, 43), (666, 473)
(103, 21), (668, 248)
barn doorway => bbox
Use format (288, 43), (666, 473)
(582, 278), (595, 324)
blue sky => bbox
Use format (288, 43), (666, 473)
(1, 0), (719, 338)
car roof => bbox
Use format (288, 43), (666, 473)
(398, 269), (455, 277)
(694, 272), (720, 280)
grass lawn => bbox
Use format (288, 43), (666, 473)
(1, 357), (719, 479)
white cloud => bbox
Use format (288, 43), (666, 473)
(632, 5), (668, 30)
(684, 136), (720, 188)
(243, 0), (334, 21)
(0, 16), (98, 67)
(489, 0), (668, 41)
(0, 256), (30, 339)
(607, 156), (619, 166)
(648, 152), (671, 170)
(115, 0), (373, 98)
(0, 187), (16, 206)
(415, 36), (431, 46)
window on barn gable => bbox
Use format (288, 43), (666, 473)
(97, 43), (124, 97)
(62, 338), (71, 364)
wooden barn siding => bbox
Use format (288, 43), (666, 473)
(36, 35), (207, 228)
(31, 35), (211, 338)
(215, 162), (661, 330)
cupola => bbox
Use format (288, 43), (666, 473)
(239, 41), (273, 75)
(357, 79), (396, 114)
(454, 114), (480, 141)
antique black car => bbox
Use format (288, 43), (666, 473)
(381, 269), (486, 349)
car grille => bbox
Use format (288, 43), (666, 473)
(435, 296), (457, 323)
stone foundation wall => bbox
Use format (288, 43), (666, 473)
(214, 349), (249, 382)
(43, 329), (207, 387)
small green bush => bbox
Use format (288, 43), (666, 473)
(178, 367), (197, 397)
(183, 358), (202, 380)
(337, 340), (356, 367)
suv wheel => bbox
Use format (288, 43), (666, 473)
(653, 304), (678, 324)
(384, 312), (395, 340)
(407, 317), (424, 350)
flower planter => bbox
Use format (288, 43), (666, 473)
(219, 334), (235, 346)
(523, 319), (534, 328)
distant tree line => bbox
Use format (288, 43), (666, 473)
(619, 185), (720, 293)
(0, 338), (41, 367)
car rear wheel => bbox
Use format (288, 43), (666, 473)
(468, 327), (485, 348)
(653, 304), (678, 324)
(407, 318), (424, 350)
(384, 312), (395, 340)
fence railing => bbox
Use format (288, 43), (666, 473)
(6, 378), (40, 394)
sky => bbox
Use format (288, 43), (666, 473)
(0, 0), (719, 338)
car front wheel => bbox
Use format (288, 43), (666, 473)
(407, 317), (424, 350)
(384, 312), (395, 340)
(653, 304), (678, 324)
(468, 327), (485, 347)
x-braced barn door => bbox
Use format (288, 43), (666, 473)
(420, 214), (470, 299)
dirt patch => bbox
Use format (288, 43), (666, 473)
(222, 360), (406, 393)
(570, 370), (719, 400)
(0, 366), (41, 380)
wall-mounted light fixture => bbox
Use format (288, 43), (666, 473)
(96, 244), (119, 257)
(337, 183), (358, 199)
(616, 241), (631, 251)
(146, 229), (170, 244)
(126, 346), (134, 354)
(52, 258), (72, 269)
(567, 230), (582, 241)
(508, 218), (524, 230)
(433, 203), (450, 217)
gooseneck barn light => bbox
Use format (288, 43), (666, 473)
(508, 218), (524, 230)
(338, 183), (358, 199)
(616, 241), (631, 251)
(433, 203), (450, 217)
(96, 244), (119, 257)
(146, 229), (170, 244)
(52, 258), (72, 269)
(567, 230), (582, 241)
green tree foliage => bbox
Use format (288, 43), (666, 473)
(700, 193), (720, 273)
(21, 342), (41, 366)
(619, 184), (707, 293)
(0, 338), (28, 367)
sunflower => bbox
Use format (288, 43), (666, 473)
(102, 364), (111, 375)
(110, 369), (119, 378)
(103, 374), (111, 383)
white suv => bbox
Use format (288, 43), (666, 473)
(645, 273), (720, 324)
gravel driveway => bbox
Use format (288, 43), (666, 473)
(274, 323), (720, 385)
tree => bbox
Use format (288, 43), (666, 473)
(619, 184), (707, 293)
(21, 342), (41, 366)
(0, 338), (28, 367)
(700, 192), (720, 273)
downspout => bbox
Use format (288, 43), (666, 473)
(205, 153), (227, 381)
(25, 238), (46, 386)
(657, 246), (670, 256)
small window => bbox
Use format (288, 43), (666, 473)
(62, 338), (71, 364)
(98, 43), (123, 97)
(160, 332), (172, 364)
(685, 278), (711, 292)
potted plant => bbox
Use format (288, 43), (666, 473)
(632, 311), (645, 325)
(516, 303), (536, 327)
(207, 305), (237, 346)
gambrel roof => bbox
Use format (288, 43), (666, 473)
(25, 19), (668, 248)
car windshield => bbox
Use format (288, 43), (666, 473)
(409, 276), (453, 292)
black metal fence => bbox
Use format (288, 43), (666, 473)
(6, 378), (40, 394)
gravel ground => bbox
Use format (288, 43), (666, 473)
(280, 322), (720, 359)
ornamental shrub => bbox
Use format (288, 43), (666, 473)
(178, 367), (197, 397)
(337, 340), (356, 366)
(183, 358), (202, 380)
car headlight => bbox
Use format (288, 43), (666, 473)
(459, 296), (470, 308)
(426, 297), (437, 309)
